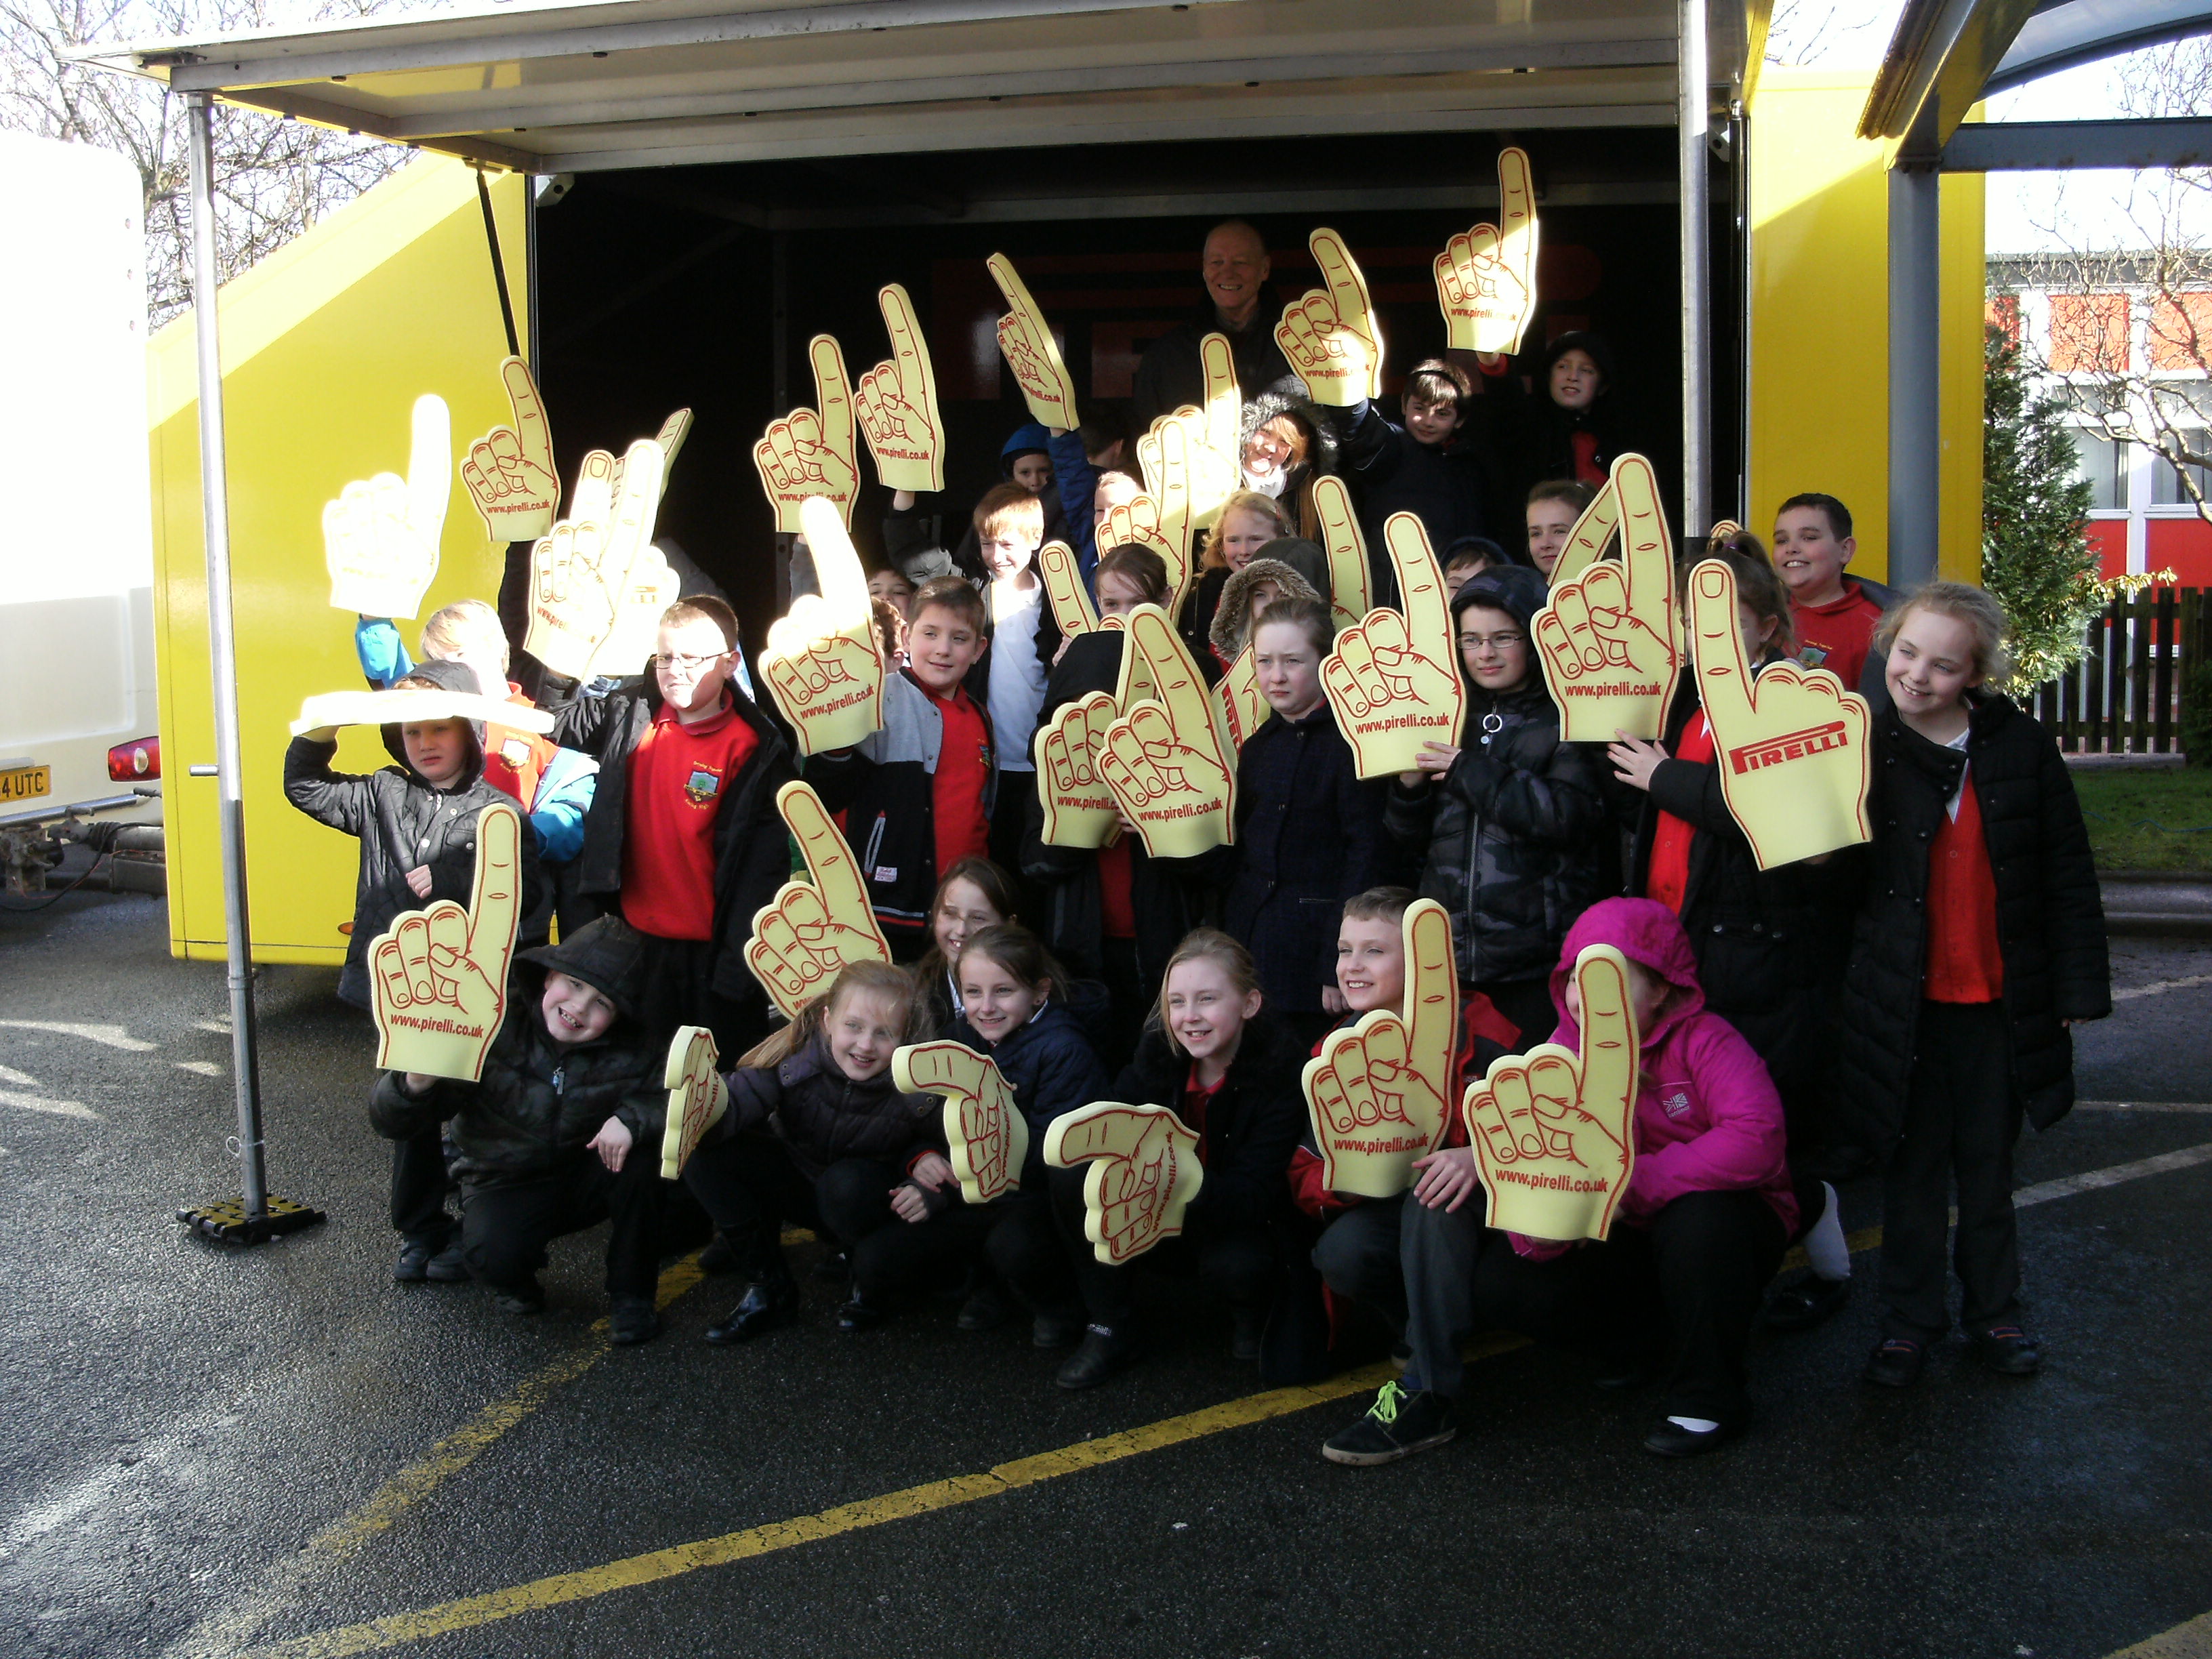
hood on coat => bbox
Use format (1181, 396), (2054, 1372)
(380, 656), (489, 779)
(1211, 556), (1324, 660)
(1539, 329), (1619, 402)
(518, 914), (649, 1023)
(1241, 379), (1339, 489)
(1254, 535), (1330, 599)
(1548, 896), (1706, 1048)
(1444, 533), (1530, 571)
(1451, 564), (1550, 704)
(1001, 421), (1051, 468)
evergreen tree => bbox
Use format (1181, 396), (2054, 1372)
(1982, 322), (2104, 686)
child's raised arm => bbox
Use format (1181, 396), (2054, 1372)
(282, 731), (377, 834)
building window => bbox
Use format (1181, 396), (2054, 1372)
(2068, 427), (2130, 510)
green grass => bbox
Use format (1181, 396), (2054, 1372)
(2069, 764), (2212, 874)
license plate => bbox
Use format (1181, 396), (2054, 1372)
(0, 765), (52, 804)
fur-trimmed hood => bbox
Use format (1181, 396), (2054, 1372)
(1210, 556), (1323, 661)
(1241, 377), (1339, 493)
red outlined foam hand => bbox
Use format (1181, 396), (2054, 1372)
(1533, 455), (1681, 742)
(1275, 228), (1383, 407)
(326, 393), (451, 619)
(659, 1025), (729, 1181)
(1136, 333), (1240, 532)
(755, 336), (859, 532)
(1320, 512), (1464, 778)
(370, 802), (522, 1082)
(762, 496), (886, 756)
(1686, 557), (1872, 869)
(460, 356), (560, 543)
(1035, 691), (1123, 849)
(895, 1040), (1027, 1205)
(1302, 899), (1460, 1197)
(525, 439), (666, 680)
(745, 781), (893, 1016)
(1311, 475), (1372, 632)
(856, 285), (945, 493)
(1044, 1102), (1205, 1265)
(987, 253), (1080, 430)
(1435, 148), (1540, 358)
(1098, 609), (1234, 857)
(1464, 944), (1639, 1242)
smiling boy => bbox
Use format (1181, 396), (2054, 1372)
(1330, 359), (1493, 588)
(1771, 493), (1896, 694)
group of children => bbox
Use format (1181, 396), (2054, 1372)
(291, 373), (2107, 1464)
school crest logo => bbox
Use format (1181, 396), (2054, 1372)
(684, 765), (724, 807)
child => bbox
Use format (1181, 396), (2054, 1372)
(1387, 564), (1609, 1049)
(1046, 409), (1135, 585)
(806, 577), (994, 954)
(1841, 583), (2108, 1388)
(912, 856), (1021, 1033)
(1515, 331), (1630, 496)
(1439, 536), (1511, 594)
(1325, 897), (1797, 1464)
(552, 595), (796, 1055)
(1206, 556), (1321, 669)
(366, 916), (664, 1341)
(1240, 383), (1334, 529)
(885, 422), (1069, 586)
(1048, 931), (1308, 1389)
(1217, 599), (1389, 1048)
(1525, 479), (1595, 581)
(972, 483), (1052, 881)
(1178, 490), (1294, 678)
(945, 924), (1112, 1347)
(285, 657), (547, 1284)
(1771, 493), (1897, 695)
(867, 566), (916, 622)
(1605, 541), (1858, 1330)
(1329, 358), (1491, 588)
(683, 961), (947, 1340)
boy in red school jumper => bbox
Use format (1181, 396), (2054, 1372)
(1771, 493), (1898, 697)
(552, 595), (797, 1056)
(805, 576), (994, 956)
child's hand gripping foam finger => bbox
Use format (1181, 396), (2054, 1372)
(369, 802), (523, 1082)
(1044, 1103), (1204, 1265)
(1464, 944), (1639, 1243)
(1686, 558), (1873, 870)
(894, 1041), (1027, 1204)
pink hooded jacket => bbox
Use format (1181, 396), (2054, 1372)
(1544, 897), (1797, 1236)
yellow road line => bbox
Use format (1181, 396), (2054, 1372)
(2108, 1611), (2212, 1658)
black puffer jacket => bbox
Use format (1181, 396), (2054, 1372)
(285, 673), (544, 1009)
(1329, 398), (1491, 607)
(950, 998), (1110, 1190)
(1837, 695), (2110, 1149)
(367, 922), (657, 1189)
(1383, 569), (1610, 987)
(552, 678), (796, 1001)
(1111, 1012), (1305, 1231)
(714, 1033), (936, 1180)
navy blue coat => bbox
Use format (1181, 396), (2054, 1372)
(951, 998), (1110, 1189)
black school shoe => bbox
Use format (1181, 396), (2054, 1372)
(1972, 1325), (2043, 1376)
(1322, 1382), (1457, 1466)
(1057, 1324), (1141, 1389)
(697, 1233), (740, 1275)
(1863, 1336), (1928, 1388)
(609, 1296), (660, 1346)
(1643, 1414), (1746, 1458)
(491, 1277), (545, 1317)
(705, 1273), (799, 1345)
(957, 1281), (1017, 1332)
(1763, 1272), (1851, 1333)
(1031, 1308), (1086, 1349)
(394, 1237), (467, 1284)
(836, 1290), (890, 1334)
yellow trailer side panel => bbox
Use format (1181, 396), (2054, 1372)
(148, 157), (528, 964)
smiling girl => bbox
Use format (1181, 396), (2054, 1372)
(1840, 583), (2108, 1391)
(1179, 490), (1293, 678)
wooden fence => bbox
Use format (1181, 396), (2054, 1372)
(2026, 586), (2212, 755)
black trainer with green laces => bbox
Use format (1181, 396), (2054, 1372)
(1322, 1380), (1458, 1466)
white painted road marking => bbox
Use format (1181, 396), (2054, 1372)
(0, 1019), (157, 1052)
(2112, 974), (2212, 1002)
(0, 1090), (98, 1120)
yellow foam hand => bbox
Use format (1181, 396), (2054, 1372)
(895, 1040), (1028, 1205)
(1034, 691), (1122, 849)
(523, 439), (665, 681)
(291, 686), (556, 739)
(1321, 512), (1465, 778)
(1044, 1102), (1205, 1265)
(1275, 228), (1383, 407)
(1687, 558), (1872, 869)
(1212, 644), (1266, 755)
(1038, 541), (1100, 638)
(1464, 944), (1638, 1242)
(369, 802), (523, 1082)
(1435, 147), (1540, 357)
(1111, 418), (1195, 607)
(1311, 475), (1373, 632)
(744, 782), (892, 1016)
(857, 284), (945, 493)
(584, 541), (680, 682)
(459, 358), (560, 543)
(762, 496), (886, 755)
(1548, 470), (1624, 587)
(613, 407), (693, 505)
(755, 335), (859, 532)
(659, 1025), (729, 1181)
(1302, 899), (1460, 1197)
(325, 393), (451, 619)
(1137, 333), (1241, 530)
(1534, 455), (1681, 741)
(1099, 609), (1235, 857)
(987, 253), (1080, 430)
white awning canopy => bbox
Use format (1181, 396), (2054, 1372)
(72, 0), (1764, 174)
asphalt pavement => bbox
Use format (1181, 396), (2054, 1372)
(3, 889), (2211, 1659)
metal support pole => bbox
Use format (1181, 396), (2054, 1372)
(771, 230), (793, 614)
(1887, 160), (1942, 588)
(186, 92), (268, 1225)
(1678, 0), (1711, 538)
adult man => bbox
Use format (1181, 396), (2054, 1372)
(1132, 220), (1296, 431)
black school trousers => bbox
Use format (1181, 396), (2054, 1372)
(1042, 1165), (1279, 1329)
(1880, 999), (2026, 1341)
(459, 1149), (661, 1300)
(682, 1135), (915, 1288)
(632, 932), (766, 1060)
(1469, 1189), (1786, 1423)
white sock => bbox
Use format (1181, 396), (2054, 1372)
(1667, 1416), (1721, 1434)
(1805, 1181), (1851, 1282)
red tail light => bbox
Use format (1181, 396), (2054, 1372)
(107, 737), (160, 781)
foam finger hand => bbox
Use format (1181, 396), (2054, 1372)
(659, 1025), (728, 1180)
